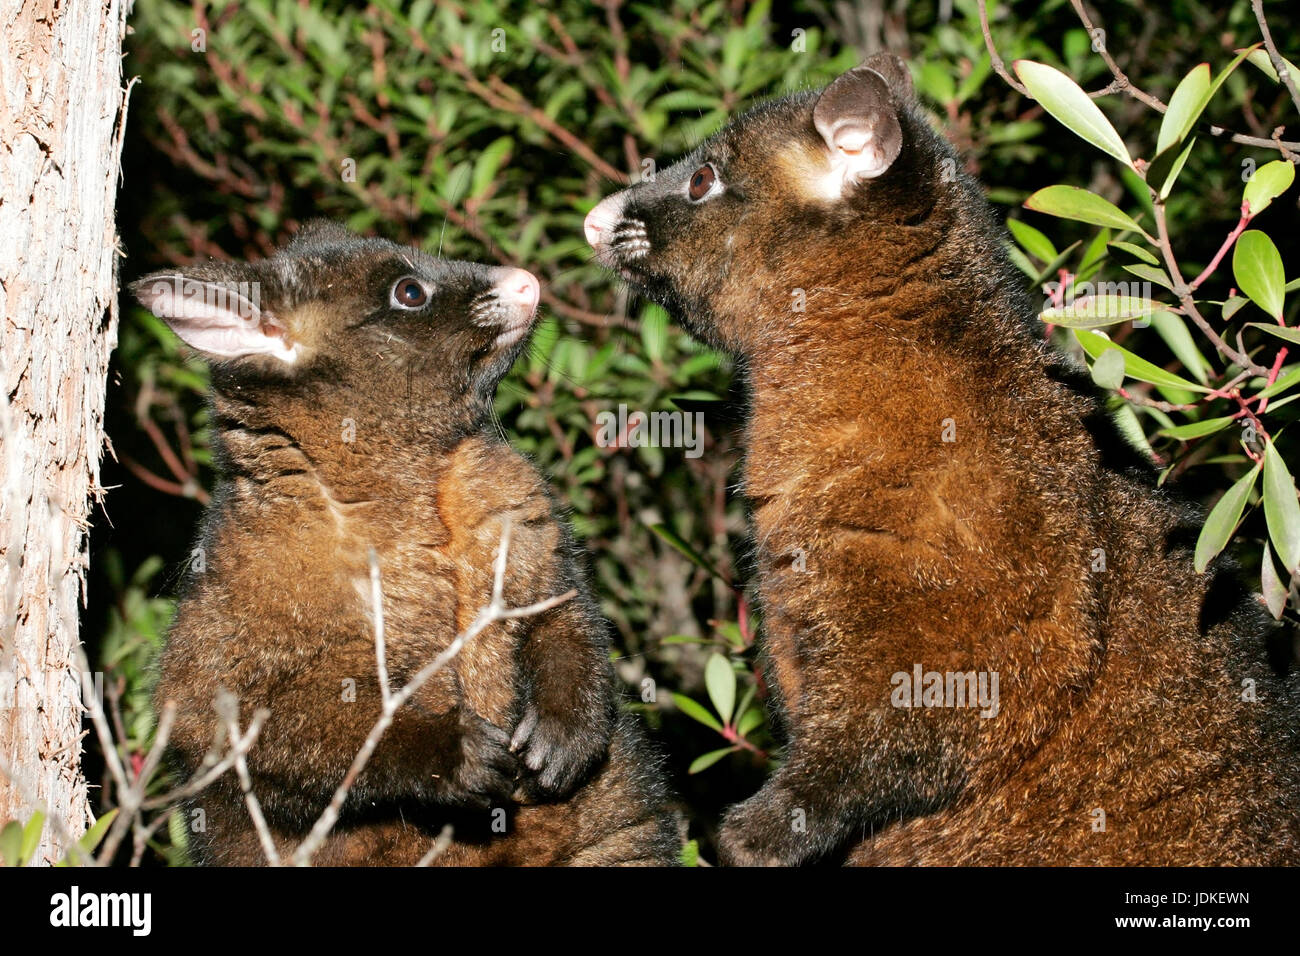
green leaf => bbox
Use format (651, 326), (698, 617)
(1150, 310), (1213, 384)
(1261, 542), (1288, 620)
(736, 706), (765, 738)
(1195, 462), (1260, 572)
(1074, 330), (1209, 392)
(1090, 347), (1125, 389)
(1263, 440), (1300, 574)
(1013, 60), (1132, 167)
(1157, 63), (1210, 154)
(1024, 185), (1145, 234)
(1159, 416), (1235, 440)
(1247, 322), (1300, 346)
(680, 839), (700, 867)
(704, 652), (736, 725)
(1256, 364), (1300, 401)
(1155, 135), (1197, 202)
(19, 812), (44, 867)
(1247, 47), (1300, 85)
(469, 136), (513, 199)
(1243, 160), (1296, 219)
(0, 821), (22, 867)
(1006, 218), (1057, 262)
(1109, 241), (1159, 265)
(1233, 230), (1286, 321)
(671, 692), (723, 733)
(1043, 295), (1169, 329)
(647, 523), (720, 578)
(688, 747), (735, 774)
(1121, 263), (1174, 291)
(640, 304), (669, 364)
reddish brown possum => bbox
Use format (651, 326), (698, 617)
(132, 221), (682, 865)
(587, 54), (1300, 865)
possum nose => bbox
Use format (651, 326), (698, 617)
(495, 268), (539, 312)
(584, 195), (623, 249)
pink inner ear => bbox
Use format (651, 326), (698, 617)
(140, 277), (297, 363)
(835, 127), (872, 155)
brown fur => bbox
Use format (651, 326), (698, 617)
(587, 54), (1300, 865)
(132, 222), (682, 865)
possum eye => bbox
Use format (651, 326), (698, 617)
(390, 276), (429, 310)
(688, 164), (718, 202)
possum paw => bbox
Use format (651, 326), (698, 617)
(437, 713), (520, 808)
(718, 786), (817, 867)
(509, 702), (610, 799)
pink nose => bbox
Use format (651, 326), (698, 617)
(495, 268), (539, 310)
(583, 207), (604, 248)
(584, 195), (622, 249)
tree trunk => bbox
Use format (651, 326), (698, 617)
(0, 0), (132, 864)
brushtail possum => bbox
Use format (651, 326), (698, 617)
(586, 54), (1300, 865)
(131, 221), (681, 865)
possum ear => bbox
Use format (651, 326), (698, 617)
(130, 273), (298, 364)
(860, 52), (914, 103)
(813, 64), (904, 191)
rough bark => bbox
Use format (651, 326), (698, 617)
(0, 0), (132, 863)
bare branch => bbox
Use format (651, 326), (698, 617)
(1251, 0), (1300, 119)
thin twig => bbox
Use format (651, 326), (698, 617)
(415, 824), (455, 867)
(1251, 0), (1300, 119)
(214, 691), (280, 866)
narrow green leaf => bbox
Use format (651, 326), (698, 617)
(1024, 185), (1145, 234)
(1159, 416), (1235, 440)
(670, 692), (723, 733)
(0, 821), (21, 867)
(1247, 47), (1300, 85)
(1006, 218), (1057, 262)
(1150, 310), (1213, 384)
(1263, 440), (1300, 574)
(19, 812), (44, 867)
(704, 653), (736, 725)
(1195, 462), (1260, 572)
(1243, 160), (1296, 219)
(1233, 230), (1287, 320)
(640, 304), (669, 364)
(1109, 240), (1159, 265)
(1074, 330), (1209, 392)
(1043, 295), (1169, 329)
(1256, 364), (1300, 401)
(647, 523), (720, 578)
(1247, 322), (1300, 346)
(688, 747), (736, 774)
(1157, 63), (1210, 154)
(736, 706), (765, 738)
(469, 136), (513, 199)
(1121, 263), (1174, 291)
(1261, 542), (1288, 620)
(1013, 60), (1132, 167)
(1156, 135), (1197, 201)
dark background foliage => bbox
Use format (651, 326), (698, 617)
(85, 0), (1299, 864)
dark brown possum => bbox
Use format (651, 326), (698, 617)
(131, 221), (681, 865)
(586, 54), (1300, 865)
